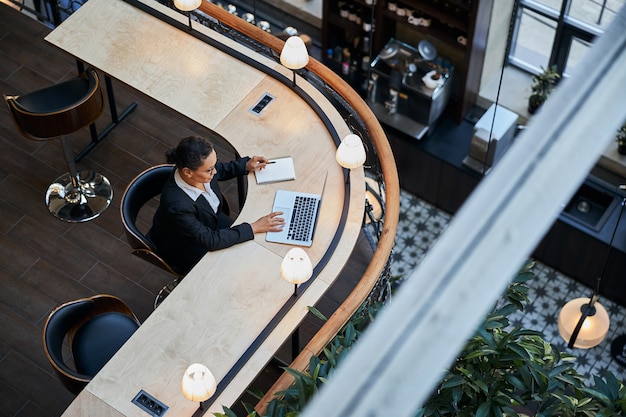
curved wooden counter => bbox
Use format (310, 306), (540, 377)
(191, 3), (400, 412)
(46, 1), (398, 416)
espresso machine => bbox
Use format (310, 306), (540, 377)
(367, 39), (453, 139)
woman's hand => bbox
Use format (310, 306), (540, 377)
(247, 155), (270, 172)
(250, 211), (285, 233)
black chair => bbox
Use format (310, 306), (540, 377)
(120, 164), (233, 307)
(120, 164), (232, 275)
(42, 294), (141, 395)
(3, 68), (113, 222)
(120, 164), (184, 279)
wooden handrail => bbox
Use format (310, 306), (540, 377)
(197, 3), (400, 413)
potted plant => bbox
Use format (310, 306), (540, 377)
(216, 262), (626, 417)
(616, 122), (626, 155)
(528, 65), (560, 114)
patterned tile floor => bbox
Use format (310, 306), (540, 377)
(390, 189), (626, 385)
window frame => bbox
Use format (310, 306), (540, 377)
(509, 0), (604, 77)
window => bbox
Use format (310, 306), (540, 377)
(569, 0), (623, 29)
(509, 7), (556, 72)
(508, 0), (625, 77)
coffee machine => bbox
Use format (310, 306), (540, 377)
(366, 39), (452, 139)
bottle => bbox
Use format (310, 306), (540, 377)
(342, 48), (351, 64)
(362, 13), (372, 33)
(362, 35), (371, 53)
(339, 3), (349, 18)
(334, 46), (343, 63)
(342, 61), (350, 75)
(361, 55), (370, 71)
(355, 7), (362, 25)
(348, 3), (357, 22)
(351, 57), (358, 75)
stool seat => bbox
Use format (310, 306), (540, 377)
(4, 68), (113, 222)
(42, 294), (141, 394)
(16, 78), (92, 114)
(72, 312), (140, 376)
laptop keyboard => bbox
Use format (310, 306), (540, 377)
(287, 195), (318, 242)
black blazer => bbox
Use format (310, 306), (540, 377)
(149, 157), (254, 274)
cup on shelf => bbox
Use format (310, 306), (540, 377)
(457, 35), (467, 45)
(408, 14), (431, 27)
(340, 5), (349, 18)
(387, 1), (397, 12)
(348, 5), (357, 21)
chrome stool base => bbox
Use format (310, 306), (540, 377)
(46, 170), (113, 222)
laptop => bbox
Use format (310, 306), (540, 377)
(266, 177), (327, 247)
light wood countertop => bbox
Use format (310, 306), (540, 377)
(46, 0), (364, 415)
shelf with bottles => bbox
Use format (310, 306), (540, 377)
(323, 32), (372, 91)
(322, 35), (373, 95)
(326, 1), (376, 35)
(383, 0), (471, 33)
(329, 0), (376, 25)
(380, 6), (468, 51)
(322, 0), (376, 92)
(324, 58), (370, 97)
(431, 0), (474, 18)
(330, 0), (377, 15)
(325, 2), (375, 53)
(322, 0), (492, 122)
(327, 12), (363, 34)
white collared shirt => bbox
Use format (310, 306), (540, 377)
(174, 169), (220, 212)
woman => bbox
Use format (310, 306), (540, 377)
(150, 136), (285, 274)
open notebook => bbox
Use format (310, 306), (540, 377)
(254, 157), (296, 184)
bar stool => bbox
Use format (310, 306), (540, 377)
(42, 294), (141, 394)
(4, 68), (113, 222)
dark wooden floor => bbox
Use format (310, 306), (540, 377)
(0, 4), (373, 416)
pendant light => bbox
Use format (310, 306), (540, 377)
(280, 36), (309, 87)
(280, 247), (313, 296)
(173, 0), (202, 29)
(181, 363), (217, 409)
(558, 192), (625, 348)
(336, 133), (367, 169)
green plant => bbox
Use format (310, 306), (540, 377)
(416, 260), (626, 417)
(214, 303), (380, 417)
(528, 66), (560, 114)
(216, 261), (626, 417)
(616, 123), (626, 147)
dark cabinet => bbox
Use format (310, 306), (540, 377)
(603, 252), (626, 305)
(533, 221), (607, 283)
(388, 130), (442, 204)
(388, 120), (626, 305)
(386, 124), (479, 213)
(322, 0), (494, 121)
(437, 159), (479, 213)
(533, 214), (626, 306)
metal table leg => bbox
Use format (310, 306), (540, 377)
(74, 60), (138, 162)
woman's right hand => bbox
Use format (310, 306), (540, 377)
(250, 211), (285, 233)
